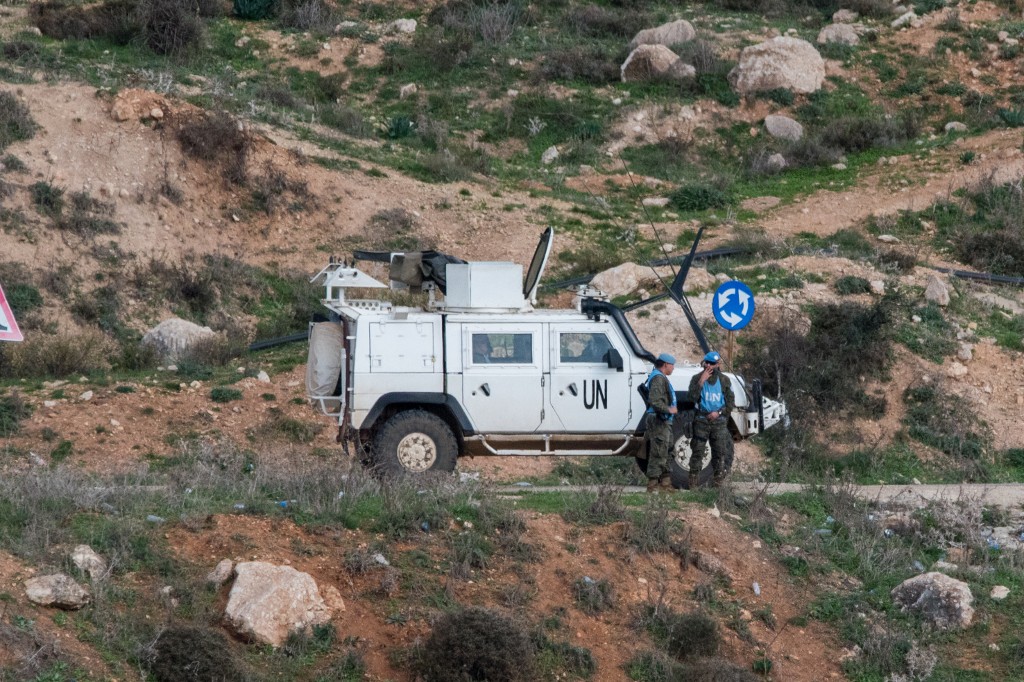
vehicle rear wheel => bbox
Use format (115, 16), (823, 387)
(670, 419), (712, 490)
(371, 410), (458, 476)
(634, 420), (712, 489)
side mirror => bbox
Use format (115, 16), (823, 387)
(605, 348), (624, 372)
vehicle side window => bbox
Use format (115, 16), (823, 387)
(560, 332), (612, 363)
(472, 333), (533, 364)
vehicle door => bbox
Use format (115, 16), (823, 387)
(548, 323), (633, 432)
(461, 324), (543, 433)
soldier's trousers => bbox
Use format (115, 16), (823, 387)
(689, 416), (733, 476)
(645, 414), (673, 480)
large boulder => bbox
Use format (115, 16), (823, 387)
(25, 574), (90, 609)
(71, 545), (108, 581)
(817, 23), (860, 45)
(891, 572), (974, 630)
(591, 262), (669, 299)
(764, 114), (804, 142)
(621, 44), (696, 83)
(142, 318), (217, 362)
(628, 19), (696, 51)
(729, 37), (825, 95)
(924, 274), (950, 306)
(224, 562), (333, 647)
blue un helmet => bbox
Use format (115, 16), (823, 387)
(703, 351), (721, 365)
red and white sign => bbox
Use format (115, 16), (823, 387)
(0, 283), (24, 342)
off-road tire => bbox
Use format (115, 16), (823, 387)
(370, 410), (458, 476)
(634, 416), (712, 489)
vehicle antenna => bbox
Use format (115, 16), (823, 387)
(616, 154), (679, 282)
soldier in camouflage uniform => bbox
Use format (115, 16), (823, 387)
(644, 353), (678, 493)
(687, 351), (734, 488)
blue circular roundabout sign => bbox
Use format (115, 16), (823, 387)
(712, 281), (756, 331)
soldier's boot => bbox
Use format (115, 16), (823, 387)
(658, 474), (674, 492)
(646, 478), (661, 493)
(688, 469), (702, 489)
(711, 469), (730, 488)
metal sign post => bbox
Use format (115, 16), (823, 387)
(0, 284), (24, 343)
(712, 281), (755, 366)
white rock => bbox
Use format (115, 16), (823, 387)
(79, 391), (93, 401)
(386, 18), (417, 34)
(957, 343), (973, 362)
(224, 562), (333, 647)
(765, 153), (788, 172)
(924, 274), (950, 306)
(990, 586), (1010, 600)
(71, 545), (108, 581)
(729, 37), (825, 94)
(541, 146), (560, 165)
(818, 23), (860, 45)
(998, 30), (1009, 42)
(877, 234), (901, 243)
(620, 44), (696, 83)
(869, 280), (885, 295)
(142, 318), (218, 363)
(891, 11), (918, 28)
(946, 362), (969, 378)
(149, 108), (164, 120)
(832, 9), (859, 22)
(25, 574), (90, 609)
(764, 114), (804, 141)
(43, 400), (57, 408)
(399, 83), (418, 99)
(944, 121), (968, 133)
(207, 559), (235, 587)
(642, 197), (671, 207)
(891, 572), (974, 630)
(628, 19), (696, 51)
(257, 370), (271, 383)
(591, 262), (669, 298)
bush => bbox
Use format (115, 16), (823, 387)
(210, 387), (243, 403)
(560, 487), (625, 525)
(903, 383), (991, 462)
(142, 0), (204, 55)
(277, 0), (335, 31)
(834, 275), (872, 295)
(151, 626), (247, 682)
(564, 4), (647, 37)
(416, 607), (536, 682)
(0, 91), (36, 151)
(319, 102), (373, 137)
(624, 498), (679, 552)
(0, 391), (31, 437)
(572, 576), (615, 613)
(366, 207), (419, 251)
(30, 181), (64, 218)
(669, 183), (731, 212)
(537, 47), (619, 85)
(29, 0), (140, 44)
(176, 111), (250, 185)
(819, 113), (920, 154)
(58, 191), (120, 235)
(233, 0), (273, 19)
(0, 330), (112, 378)
(645, 608), (721, 661)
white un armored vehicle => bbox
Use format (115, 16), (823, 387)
(306, 229), (786, 488)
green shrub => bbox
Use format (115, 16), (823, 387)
(572, 576), (615, 613)
(0, 91), (36, 150)
(537, 46), (619, 85)
(277, 0), (335, 31)
(151, 626), (248, 682)
(644, 608), (721, 661)
(416, 607), (536, 682)
(49, 440), (73, 464)
(176, 111), (250, 185)
(58, 191), (120, 235)
(141, 0), (204, 55)
(903, 384), (991, 462)
(30, 181), (64, 218)
(319, 102), (373, 137)
(819, 113), (920, 154)
(624, 498), (679, 553)
(560, 487), (625, 525)
(998, 107), (1024, 127)
(29, 0), (140, 44)
(210, 387), (243, 403)
(0, 391), (31, 437)
(563, 3), (648, 38)
(0, 330), (112, 378)
(532, 633), (596, 678)
(233, 0), (273, 19)
(833, 275), (872, 295)
(4, 282), (44, 316)
(669, 183), (731, 212)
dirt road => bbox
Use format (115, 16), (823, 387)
(497, 482), (1024, 509)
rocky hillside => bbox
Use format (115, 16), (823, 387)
(1, 0), (1024, 679)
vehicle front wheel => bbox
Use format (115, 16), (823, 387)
(371, 410), (458, 476)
